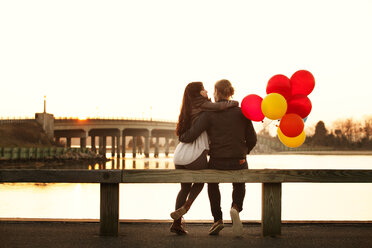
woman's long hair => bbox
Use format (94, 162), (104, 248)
(176, 82), (204, 136)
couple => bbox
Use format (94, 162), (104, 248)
(170, 79), (257, 236)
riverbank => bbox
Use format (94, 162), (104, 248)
(0, 121), (53, 147)
(0, 122), (108, 164)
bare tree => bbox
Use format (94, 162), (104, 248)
(362, 116), (372, 141)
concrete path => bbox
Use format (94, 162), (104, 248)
(1, 221), (372, 248)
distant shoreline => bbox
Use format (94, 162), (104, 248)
(273, 150), (372, 156)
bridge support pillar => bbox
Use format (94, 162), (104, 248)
(66, 137), (71, 148)
(165, 137), (169, 157)
(132, 136), (137, 158)
(111, 136), (115, 157)
(91, 136), (96, 153)
(80, 137), (87, 149)
(102, 136), (107, 157)
(99, 136), (103, 155)
(144, 136), (150, 158)
(154, 136), (159, 158)
(116, 135), (120, 158)
(122, 136), (126, 157)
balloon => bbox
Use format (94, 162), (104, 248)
(241, 94), (265, 122)
(279, 113), (304, 137)
(303, 116), (308, 123)
(277, 128), (306, 148)
(261, 93), (287, 120)
(286, 94), (312, 118)
(266, 74), (292, 100)
(290, 70), (315, 96)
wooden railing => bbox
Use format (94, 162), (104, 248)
(1, 169), (372, 237)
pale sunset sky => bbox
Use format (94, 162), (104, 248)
(1, 0), (371, 131)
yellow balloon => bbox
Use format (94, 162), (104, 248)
(261, 93), (287, 120)
(277, 128), (306, 148)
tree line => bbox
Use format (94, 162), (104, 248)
(306, 116), (372, 149)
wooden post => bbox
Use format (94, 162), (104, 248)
(100, 183), (119, 236)
(262, 183), (281, 237)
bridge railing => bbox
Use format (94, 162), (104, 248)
(54, 117), (177, 123)
(0, 118), (35, 125)
(1, 169), (372, 237)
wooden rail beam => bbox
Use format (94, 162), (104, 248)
(0, 169), (121, 183)
(2, 169), (372, 183)
(121, 169), (372, 183)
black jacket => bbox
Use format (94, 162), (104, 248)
(179, 101), (257, 159)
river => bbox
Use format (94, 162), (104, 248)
(1, 154), (372, 221)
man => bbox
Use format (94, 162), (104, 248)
(179, 79), (257, 236)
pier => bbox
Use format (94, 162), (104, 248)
(1, 221), (372, 248)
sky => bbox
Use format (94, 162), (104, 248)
(1, 0), (372, 132)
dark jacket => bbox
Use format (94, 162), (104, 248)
(179, 100), (257, 159)
(189, 96), (239, 123)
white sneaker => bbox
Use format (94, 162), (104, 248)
(230, 207), (243, 237)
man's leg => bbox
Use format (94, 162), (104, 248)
(230, 182), (245, 236)
(232, 183), (246, 211)
(208, 183), (222, 221)
(207, 183), (224, 235)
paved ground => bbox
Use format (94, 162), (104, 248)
(1, 221), (372, 248)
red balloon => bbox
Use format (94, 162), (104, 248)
(290, 70), (315, 96)
(286, 94), (312, 119)
(279, 113), (304, 137)
(241, 94), (265, 122)
(266, 74), (291, 100)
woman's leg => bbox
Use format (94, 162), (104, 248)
(171, 182), (191, 234)
(171, 151), (208, 221)
(182, 150), (208, 210)
(175, 183), (192, 210)
(183, 183), (204, 210)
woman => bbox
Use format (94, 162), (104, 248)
(170, 82), (238, 235)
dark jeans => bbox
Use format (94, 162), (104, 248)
(207, 157), (248, 222)
(174, 151), (208, 222)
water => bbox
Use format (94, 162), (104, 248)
(1, 154), (372, 221)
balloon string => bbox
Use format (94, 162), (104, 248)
(262, 120), (274, 129)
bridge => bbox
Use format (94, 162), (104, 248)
(1, 111), (315, 158)
(53, 118), (177, 158)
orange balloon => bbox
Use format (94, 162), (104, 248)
(279, 113), (304, 137)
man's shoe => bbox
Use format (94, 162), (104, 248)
(208, 220), (224, 235)
(170, 206), (187, 220)
(230, 207), (243, 237)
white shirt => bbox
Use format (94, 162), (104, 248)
(173, 131), (209, 165)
